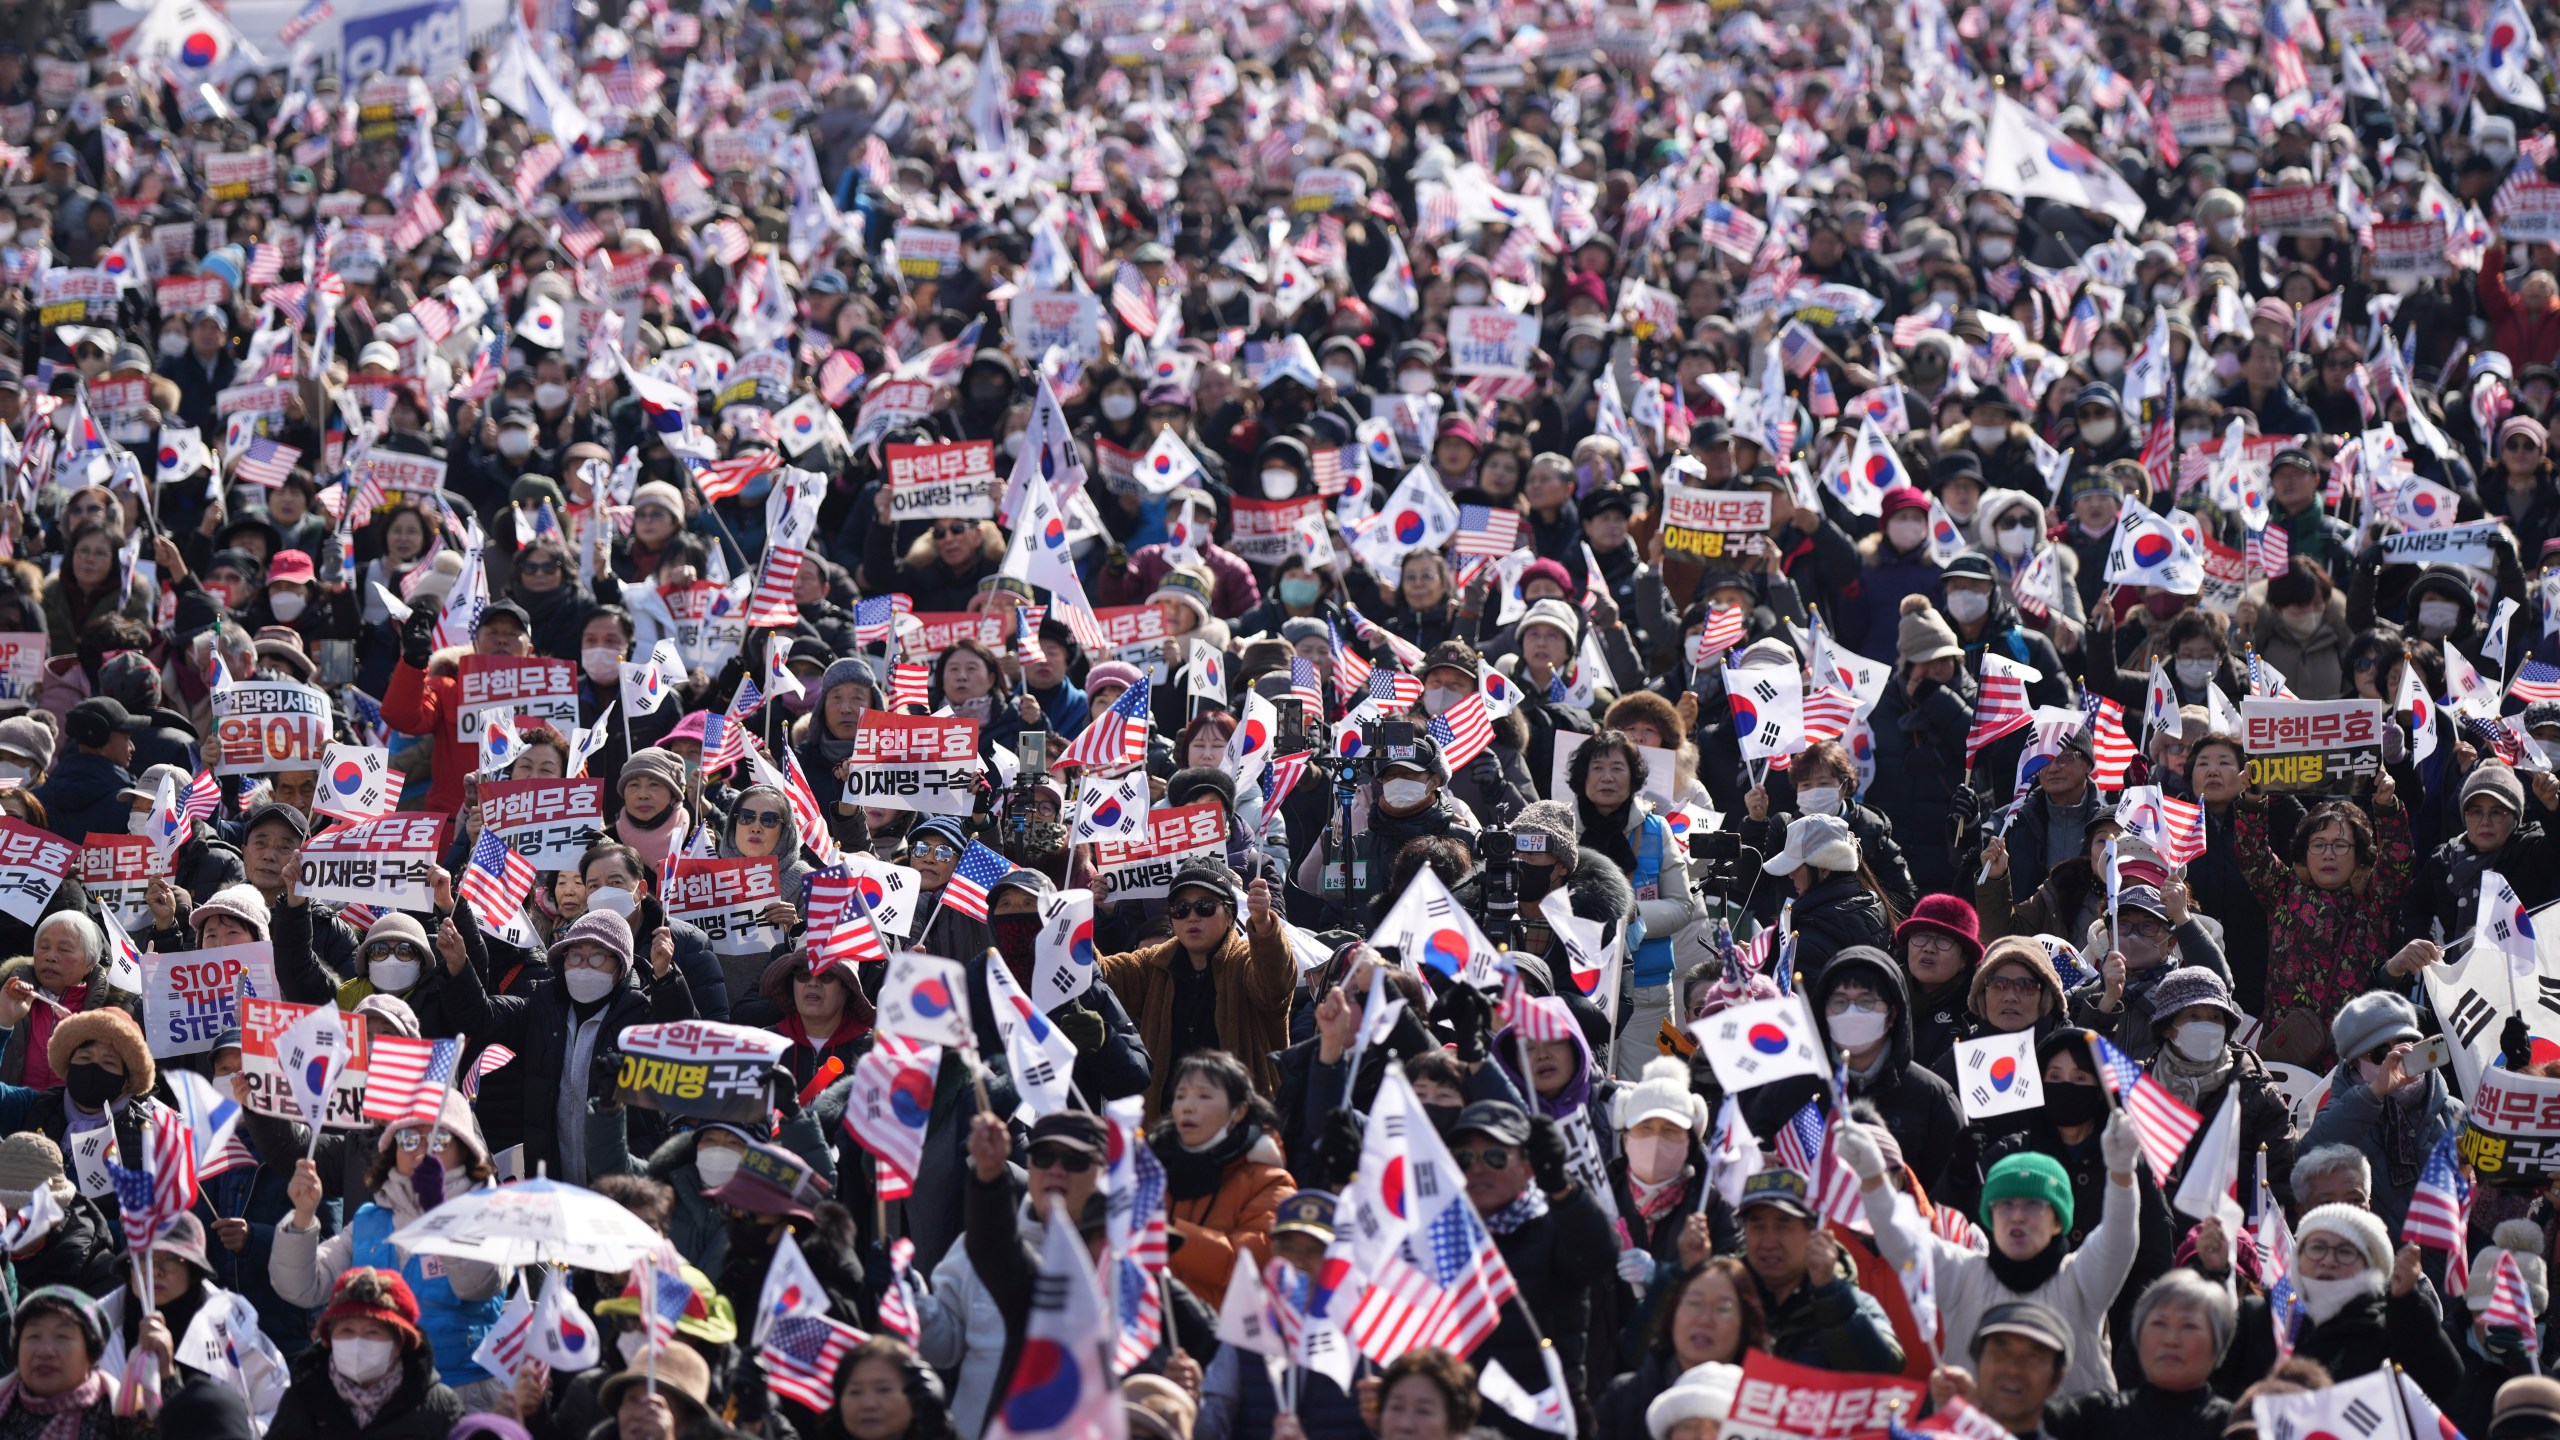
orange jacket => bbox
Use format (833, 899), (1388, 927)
(1166, 1139), (1295, 1299)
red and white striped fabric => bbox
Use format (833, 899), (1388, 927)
(1930, 1202), (1989, 1253)
(362, 1036), (460, 1124)
(2490, 1249), (2540, 1358)
(1332, 639), (1374, 701)
(890, 664), (931, 712)
(1430, 692), (1495, 769)
(1058, 677), (1153, 770)
(1110, 264), (1158, 338)
(1801, 687), (1857, 746)
(1694, 606), (1746, 663)
(748, 544), (804, 629)
(2249, 523), (2291, 579)
(2403, 1133), (2470, 1255)
(1344, 1202), (1519, 1363)
(696, 449), (782, 503)
(460, 829), (538, 924)
(807, 870), (893, 973)
(1965, 655), (2038, 762)
(461, 1045), (515, 1100)
(2092, 1034), (2204, 1184)
(1772, 1097), (1868, 1230)
(2087, 697), (2138, 790)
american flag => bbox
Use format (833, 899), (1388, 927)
(1429, 693), (1495, 769)
(1329, 620), (1374, 699)
(1310, 446), (1347, 497)
(1695, 606), (1746, 662)
(461, 1044), (515, 1100)
(939, 841), (1014, 923)
(2084, 696), (2137, 790)
(1110, 263), (1158, 339)
(771, 741), (841, 867)
(1801, 686), (1858, 746)
(389, 189), (443, 253)
(2513, 659), (2560, 705)
(1012, 605), (1047, 667)
(362, 1036), (461, 1124)
(1369, 666), (1423, 713)
(556, 211), (605, 260)
(1965, 654), (2037, 761)
(1344, 1195), (1519, 1361)
(875, 1237), (921, 1343)
(701, 218), (754, 267)
(763, 1313), (866, 1409)
(703, 679), (763, 774)
(233, 438), (303, 487)
(1289, 656), (1326, 719)
(183, 770), (220, 825)
(2248, 651), (2298, 701)
(819, 351), (865, 407)
(459, 828), (538, 923)
(2248, 523), (2291, 579)
(853, 595), (910, 646)
(2091, 1033), (2203, 1184)
(1464, 108), (1502, 167)
(2491, 1249), (2540, 1363)
(697, 449), (782, 503)
(1892, 305), (1953, 348)
(890, 663), (930, 711)
(1110, 1104), (1172, 1372)
(278, 0), (335, 43)
(629, 1255), (706, 1346)
(806, 869), (892, 972)
(245, 243), (287, 289)
(1059, 675), (1152, 770)
(1771, 1091), (1868, 1229)
(1698, 202), (1768, 258)
(2266, 38), (2309, 95)
(2465, 712), (2524, 767)
(1931, 1203), (1989, 1252)
(2059, 294), (2102, 356)
(1453, 505), (1522, 558)
(2402, 1131), (2471, 1256)
(109, 1108), (197, 1254)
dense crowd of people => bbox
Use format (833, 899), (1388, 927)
(7, 0), (2560, 1438)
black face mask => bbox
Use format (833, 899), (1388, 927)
(990, 915), (1040, 973)
(1422, 1103), (1463, 1136)
(66, 1062), (121, 1109)
(2045, 1081), (2106, 1127)
(1518, 863), (1558, 901)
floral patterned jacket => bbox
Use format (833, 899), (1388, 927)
(2234, 797), (2414, 1057)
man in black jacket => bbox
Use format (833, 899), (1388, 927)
(436, 902), (695, 1183)
(1455, 1099), (1616, 1440)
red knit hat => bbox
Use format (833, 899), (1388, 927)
(315, 1267), (424, 1349)
(1894, 894), (1982, 964)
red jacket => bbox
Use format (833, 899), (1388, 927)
(382, 657), (469, 818)
(2481, 245), (2560, 367)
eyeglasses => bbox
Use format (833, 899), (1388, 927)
(911, 841), (959, 861)
(518, 559), (563, 576)
(1454, 1147), (1511, 1171)
(1981, 974), (2044, 997)
(2306, 839), (2358, 857)
(561, 950), (618, 972)
(736, 809), (787, 829)
(1027, 1144), (1096, 1172)
(364, 941), (419, 960)
(1166, 899), (1228, 920)
(2295, 1239), (2364, 1266)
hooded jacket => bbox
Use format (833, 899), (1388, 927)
(1810, 948), (1967, 1201)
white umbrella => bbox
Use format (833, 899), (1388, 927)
(385, 1180), (666, 1271)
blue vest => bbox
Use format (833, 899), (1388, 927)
(1626, 808), (1676, 989)
(347, 1202), (505, 1386)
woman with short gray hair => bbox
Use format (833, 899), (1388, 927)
(2042, 1269), (2236, 1440)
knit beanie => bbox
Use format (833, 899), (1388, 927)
(2296, 1202), (2394, 1273)
(1897, 594), (1962, 665)
(2466, 1220), (2552, 1315)
(1980, 1151), (2075, 1233)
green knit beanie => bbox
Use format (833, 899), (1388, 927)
(1979, 1152), (2074, 1233)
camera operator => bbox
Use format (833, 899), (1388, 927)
(1289, 726), (1479, 928)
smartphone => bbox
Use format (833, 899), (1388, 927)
(2406, 1035), (2453, 1075)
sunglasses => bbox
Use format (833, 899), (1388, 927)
(934, 523), (976, 539)
(2511, 438), (2546, 451)
(1027, 1144), (1096, 1172)
(1454, 1146), (1511, 1171)
(1165, 899), (1228, 920)
(911, 841), (959, 860)
(736, 809), (787, 828)
(394, 1130), (447, 1152)
(518, 559), (563, 575)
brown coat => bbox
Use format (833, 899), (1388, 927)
(1099, 920), (1297, 1114)
(1167, 1135), (1295, 1298)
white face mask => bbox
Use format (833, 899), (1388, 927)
(584, 646), (623, 682)
(1930, 290), (1961, 312)
(2181, 427), (2212, 448)
(565, 967), (616, 1003)
(2170, 1019), (2226, 1062)
(332, 1337), (398, 1383)
(128, 808), (157, 836)
(158, 332), (188, 359)
(2092, 349), (2126, 376)
(1100, 392), (1137, 422)
(269, 590), (307, 622)
(1398, 370), (1435, 395)
(1996, 523), (2035, 557)
(2175, 658), (2218, 687)
(1623, 1132), (1687, 1184)
(498, 431), (534, 459)
(1970, 424), (2008, 451)
(282, 195), (311, 219)
(1423, 686), (1462, 715)
(1887, 516), (1928, 550)
(1796, 785), (1841, 817)
(2418, 599), (2461, 635)
(0, 221), (18, 244)
(1259, 469), (1297, 499)
(1003, 432), (1024, 457)
(1325, 365), (1357, 389)
(2079, 417), (2118, 446)
(695, 1145), (742, 1187)
(2213, 350), (2243, 382)
(1977, 236), (2014, 263)
(1674, 259), (1698, 283)
(1208, 278), (1241, 304)
(369, 956), (420, 993)
(2154, 283), (2183, 306)
(1829, 1004), (1890, 1049)
(587, 886), (638, 919)
(0, 763), (26, 788)
(535, 382), (570, 411)
(1947, 590), (1990, 623)
(2211, 218), (2244, 245)
(1381, 778), (1430, 809)
(1454, 283), (1488, 305)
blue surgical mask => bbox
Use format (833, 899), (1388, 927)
(1280, 577), (1322, 607)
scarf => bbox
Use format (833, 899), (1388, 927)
(0, 1369), (109, 1440)
(1483, 1186), (1551, 1236)
(1627, 1168), (1688, 1222)
(331, 1360), (404, 1428)
(2152, 1039), (2235, 1111)
(615, 803), (689, 871)
(1985, 1232), (2069, 1294)
(1152, 1122), (1261, 1202)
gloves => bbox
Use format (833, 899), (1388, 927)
(2101, 1109), (2142, 1177)
(400, 605), (439, 670)
(1434, 982), (1494, 1064)
(1316, 1107), (1366, 1193)
(1835, 1121), (1887, 1185)
(412, 1154), (445, 1211)
(2506, 1014), (2536, 1074)
(1615, 1249), (1657, 1287)
(765, 1065), (802, 1123)
(1524, 1114), (1571, 1196)
(1053, 1001), (1107, 1056)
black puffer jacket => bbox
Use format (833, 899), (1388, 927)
(1789, 871), (1892, 993)
(265, 1343), (467, 1440)
(1808, 947), (1967, 1201)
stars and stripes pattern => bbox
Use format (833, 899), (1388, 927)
(696, 449), (783, 503)
(2084, 696), (2138, 790)
(875, 1237), (921, 1343)
(1695, 606), (1746, 662)
(109, 1108), (197, 1254)
(232, 438), (303, 487)
(1453, 505), (1523, 558)
(1110, 1102), (1172, 1373)
(764, 1313), (867, 1409)
(1343, 1194), (1520, 1363)
(1429, 693), (1495, 769)
(459, 828), (538, 924)
(2403, 1131), (2472, 1257)
(278, 0), (336, 44)
(629, 1256), (704, 1346)
(1110, 263), (1159, 339)
(1058, 675), (1152, 770)
(462, 1045), (515, 1100)
(362, 1036), (460, 1125)
(702, 680), (762, 774)
(2092, 1033), (2204, 1184)
(1330, 621), (1374, 700)
(2249, 522), (2291, 579)
(1771, 1092), (1867, 1229)
(2491, 1249), (2540, 1362)
(939, 841), (1014, 924)
(2513, 659), (2560, 705)
(854, 594), (912, 646)
(807, 869), (893, 972)
(1801, 686), (1858, 747)
(1289, 656), (1326, 720)
(1368, 666), (1423, 713)
(1965, 655), (2038, 762)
